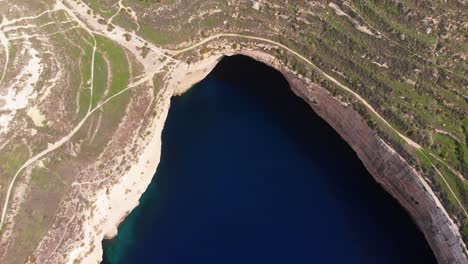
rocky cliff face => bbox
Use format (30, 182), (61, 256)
(179, 50), (468, 263)
(226, 50), (467, 263)
(279, 71), (466, 264)
(30, 51), (467, 264)
(287, 76), (467, 263)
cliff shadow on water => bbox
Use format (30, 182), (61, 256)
(102, 55), (436, 264)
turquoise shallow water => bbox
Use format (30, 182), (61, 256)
(102, 56), (435, 264)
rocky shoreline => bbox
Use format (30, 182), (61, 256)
(241, 51), (467, 263)
(285, 71), (467, 264)
(173, 51), (468, 263)
(31, 51), (467, 264)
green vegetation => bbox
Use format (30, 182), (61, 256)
(91, 51), (108, 108)
(112, 12), (139, 32)
(76, 35), (131, 155)
(153, 72), (166, 96)
(1, 1), (467, 262)
(138, 24), (172, 45)
(83, 0), (114, 18)
(416, 148), (467, 240)
(126, 0), (176, 8)
(30, 167), (63, 191)
(77, 35), (130, 114)
(359, 0), (437, 46)
(78, 44), (94, 115)
(95, 36), (130, 99)
(6, 165), (66, 264)
(432, 134), (464, 171)
(0, 145), (29, 176)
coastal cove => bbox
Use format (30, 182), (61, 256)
(102, 56), (436, 263)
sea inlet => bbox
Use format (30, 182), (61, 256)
(103, 55), (436, 264)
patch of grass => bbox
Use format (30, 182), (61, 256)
(4, 164), (65, 264)
(431, 134), (464, 171)
(77, 35), (129, 114)
(7, 44), (17, 64)
(91, 51), (108, 108)
(356, 0), (437, 46)
(95, 36), (130, 98)
(152, 72), (165, 96)
(0, 144), (29, 212)
(84, 0), (114, 18)
(74, 36), (131, 155)
(10, 213), (49, 263)
(417, 148), (466, 213)
(78, 45), (93, 116)
(139, 24), (171, 45)
(111, 12), (138, 32)
(0, 145), (29, 176)
(126, 0), (176, 8)
(67, 44), (82, 60)
(30, 167), (63, 191)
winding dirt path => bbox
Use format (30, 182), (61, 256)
(171, 33), (421, 149)
(1, 5), (466, 236)
(0, 0), (166, 230)
(171, 33), (467, 216)
(0, 65), (161, 229)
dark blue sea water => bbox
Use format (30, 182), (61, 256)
(102, 56), (435, 264)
